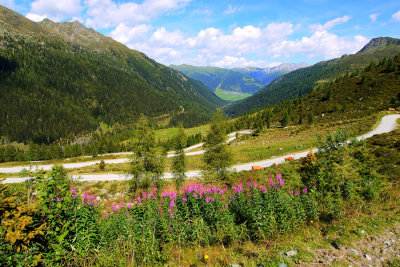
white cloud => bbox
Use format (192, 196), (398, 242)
(211, 56), (274, 68)
(0, 0), (20, 10)
(117, 18), (367, 68)
(26, 0), (83, 22)
(110, 24), (152, 43)
(223, 4), (240, 15)
(271, 31), (368, 59)
(26, 13), (47, 22)
(393, 10), (400, 21)
(310, 15), (351, 32)
(150, 27), (185, 46)
(85, 0), (191, 29)
(369, 13), (379, 22)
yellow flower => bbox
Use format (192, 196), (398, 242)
(204, 255), (209, 260)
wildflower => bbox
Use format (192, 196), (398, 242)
(193, 193), (197, 198)
(127, 203), (132, 208)
(289, 191), (293, 195)
(56, 197), (61, 202)
(269, 179), (274, 186)
(206, 197), (210, 203)
(169, 213), (174, 218)
(103, 213), (109, 217)
(182, 197), (187, 202)
(211, 197), (215, 202)
(71, 187), (77, 199)
(112, 205), (117, 211)
(170, 200), (175, 208)
(304, 187), (308, 193)
(247, 181), (252, 187)
(204, 255), (209, 260)
(296, 187), (300, 196)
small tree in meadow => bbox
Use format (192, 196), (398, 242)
(202, 109), (232, 181)
(172, 123), (187, 189)
(128, 115), (164, 191)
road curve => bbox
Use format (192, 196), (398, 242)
(2, 115), (399, 184)
(0, 130), (253, 175)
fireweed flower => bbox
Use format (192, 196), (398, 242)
(269, 179), (274, 186)
(56, 197), (61, 202)
(127, 203), (132, 208)
(296, 188), (301, 196)
(182, 197), (187, 202)
(289, 191), (293, 195)
(169, 213), (174, 218)
(304, 187), (308, 193)
(71, 187), (77, 199)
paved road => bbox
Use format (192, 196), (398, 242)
(0, 130), (253, 175)
(2, 115), (399, 184)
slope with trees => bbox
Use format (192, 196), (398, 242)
(0, 5), (224, 144)
(225, 37), (400, 116)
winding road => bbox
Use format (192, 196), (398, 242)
(2, 115), (399, 184)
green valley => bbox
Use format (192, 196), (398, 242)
(1, 2), (400, 267)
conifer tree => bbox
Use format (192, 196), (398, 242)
(172, 123), (187, 189)
(129, 115), (164, 191)
(202, 109), (232, 181)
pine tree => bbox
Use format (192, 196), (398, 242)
(281, 112), (290, 127)
(172, 123), (187, 190)
(129, 115), (164, 191)
(308, 111), (315, 124)
(202, 109), (232, 181)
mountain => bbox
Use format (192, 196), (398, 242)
(0, 5), (224, 144)
(232, 54), (400, 133)
(225, 37), (400, 117)
(233, 63), (310, 84)
(170, 64), (264, 101)
(171, 63), (309, 102)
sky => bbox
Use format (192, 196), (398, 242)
(1, 0), (400, 68)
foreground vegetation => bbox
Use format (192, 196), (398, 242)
(1, 128), (398, 265)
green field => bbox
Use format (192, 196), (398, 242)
(215, 88), (252, 102)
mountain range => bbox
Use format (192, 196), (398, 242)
(225, 37), (400, 116)
(171, 63), (308, 102)
(0, 5), (223, 143)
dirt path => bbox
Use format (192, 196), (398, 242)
(304, 223), (400, 266)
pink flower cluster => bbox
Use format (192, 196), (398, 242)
(82, 193), (97, 206)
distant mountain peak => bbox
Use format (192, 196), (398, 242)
(358, 37), (400, 54)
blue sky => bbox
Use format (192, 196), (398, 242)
(1, 0), (400, 68)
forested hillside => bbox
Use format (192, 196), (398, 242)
(225, 37), (400, 116)
(229, 54), (400, 132)
(233, 63), (309, 85)
(170, 64), (264, 94)
(0, 5), (223, 144)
